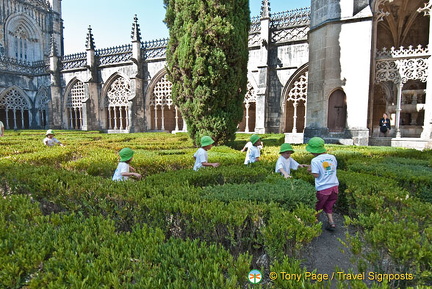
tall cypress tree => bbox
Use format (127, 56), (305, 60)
(164, 0), (250, 145)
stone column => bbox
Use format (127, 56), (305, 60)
(394, 81), (403, 138)
(49, 39), (62, 128)
(254, 2), (270, 134)
(419, 2), (432, 139)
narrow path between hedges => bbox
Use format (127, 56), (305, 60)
(300, 212), (363, 288)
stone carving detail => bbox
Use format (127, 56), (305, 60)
(66, 81), (86, 129)
(286, 71), (308, 133)
(106, 77), (131, 107)
(250, 16), (261, 33)
(376, 45), (430, 84)
(271, 8), (310, 43)
(0, 89), (30, 110)
(150, 74), (173, 108)
(418, 1), (432, 16)
(0, 88), (30, 129)
(244, 82), (256, 104)
(66, 81), (86, 108)
(0, 56), (48, 75)
(242, 82), (256, 133)
(375, 0), (391, 22)
(143, 38), (169, 60)
(272, 26), (309, 43)
(271, 8), (310, 29)
(149, 74), (182, 131)
(288, 72), (308, 102)
(105, 77), (131, 130)
(97, 45), (132, 65)
(61, 53), (87, 70)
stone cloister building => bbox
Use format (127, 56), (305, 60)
(0, 0), (431, 149)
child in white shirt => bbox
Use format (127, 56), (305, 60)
(193, 136), (220, 171)
(112, 148), (142, 181)
(275, 143), (308, 178)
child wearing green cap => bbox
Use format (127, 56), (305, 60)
(275, 143), (309, 178)
(245, 134), (262, 165)
(112, 148), (142, 181)
(43, 129), (64, 147)
(306, 137), (339, 231)
(193, 136), (220, 171)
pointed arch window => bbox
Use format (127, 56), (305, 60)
(35, 88), (50, 128)
(150, 74), (184, 132)
(0, 89), (31, 129)
(66, 81), (86, 129)
(105, 77), (131, 130)
(6, 16), (42, 62)
(285, 72), (308, 133)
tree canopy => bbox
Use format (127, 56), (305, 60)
(164, 0), (250, 145)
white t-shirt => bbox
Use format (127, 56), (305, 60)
(112, 162), (130, 181)
(275, 155), (299, 175)
(247, 146), (261, 164)
(243, 141), (253, 164)
(193, 147), (208, 171)
(310, 154), (339, 191)
(43, 137), (61, 147)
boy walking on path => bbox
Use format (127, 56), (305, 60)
(193, 136), (220, 171)
(306, 137), (339, 231)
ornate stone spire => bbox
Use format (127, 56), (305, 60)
(131, 14), (142, 42)
(261, 0), (271, 19)
(50, 36), (57, 57)
(85, 25), (96, 50)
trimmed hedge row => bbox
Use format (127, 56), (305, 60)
(1, 131), (432, 288)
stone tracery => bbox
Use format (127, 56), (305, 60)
(0, 88), (30, 129)
(66, 81), (86, 129)
(105, 77), (131, 130)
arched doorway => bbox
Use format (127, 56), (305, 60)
(328, 90), (347, 132)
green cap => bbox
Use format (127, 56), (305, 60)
(306, 137), (326, 154)
(200, 136), (214, 147)
(119, 148), (134, 162)
(250, 134), (261, 145)
(279, 143), (294, 153)
(46, 129), (55, 136)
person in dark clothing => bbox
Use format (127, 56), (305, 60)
(379, 113), (391, 137)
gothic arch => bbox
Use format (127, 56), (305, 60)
(281, 64), (308, 133)
(4, 13), (43, 61)
(64, 78), (89, 129)
(146, 69), (184, 132)
(238, 74), (258, 132)
(35, 86), (51, 128)
(102, 73), (134, 131)
(0, 86), (32, 129)
(327, 89), (347, 132)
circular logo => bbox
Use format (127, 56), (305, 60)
(248, 269), (262, 284)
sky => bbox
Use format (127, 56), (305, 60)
(62, 0), (311, 55)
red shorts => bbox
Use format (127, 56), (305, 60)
(315, 186), (339, 214)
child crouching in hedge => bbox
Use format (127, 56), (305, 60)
(275, 143), (309, 178)
(306, 137), (339, 231)
(193, 136), (220, 171)
(112, 148), (142, 181)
